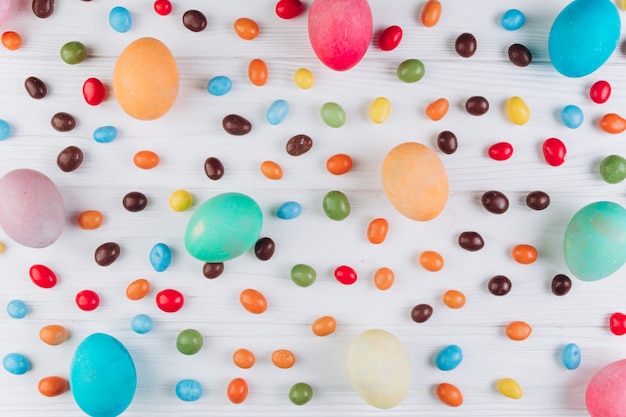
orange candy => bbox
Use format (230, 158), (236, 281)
(419, 250), (444, 272)
(248, 58), (268, 86)
(38, 376), (69, 397)
(600, 113), (626, 134)
(425, 98), (449, 121)
(233, 348), (256, 369)
(76, 210), (104, 230)
(326, 153), (353, 175)
(442, 290), (466, 309)
(506, 320), (532, 341)
(311, 315), (337, 336)
(133, 150), (160, 169)
(373, 267), (394, 290)
(227, 377), (249, 404)
(126, 278), (151, 300)
(367, 218), (389, 244)
(234, 17), (259, 40)
(271, 349), (296, 369)
(260, 160), (283, 180)
(436, 382), (463, 407)
(511, 244), (538, 264)
(239, 288), (268, 314)
(2, 31), (22, 50)
(39, 324), (68, 346)
(421, 0), (442, 27)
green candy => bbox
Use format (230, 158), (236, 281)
(322, 190), (350, 221)
(288, 382), (313, 406)
(176, 329), (203, 355)
(290, 264), (317, 287)
(396, 59), (425, 83)
(600, 155), (626, 184)
(60, 41), (87, 64)
(320, 102), (346, 128)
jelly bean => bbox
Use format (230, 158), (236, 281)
(326, 153), (353, 175)
(131, 314), (153, 334)
(560, 104), (584, 128)
(0, 242), (4, 254)
(419, 250), (444, 272)
(488, 275), (512, 296)
(562, 343), (581, 370)
(334, 265), (357, 285)
(276, 0), (304, 19)
(51, 112), (76, 132)
(289, 382), (313, 405)
(30, 264), (57, 288)
(436, 383), (463, 407)
(82, 77), (105, 106)
(149, 243), (172, 272)
(177, 329), (203, 355)
(322, 190), (350, 220)
(76, 289), (100, 311)
(396, 59), (425, 83)
(488, 142), (513, 161)
(435, 344), (463, 370)
(378, 26), (402, 51)
(93, 125), (118, 143)
(425, 98), (449, 121)
(611, 312), (626, 335)
(176, 379), (203, 402)
(7, 300), (28, 319)
(600, 113), (626, 134)
(320, 102), (346, 127)
(501, 9), (525, 30)
(465, 96), (488, 115)
(421, 0), (442, 27)
(207, 76), (232, 96)
(202, 262), (224, 279)
(0, 119), (9, 141)
(497, 378), (522, 399)
(57, 146), (83, 172)
(204, 156), (225, 180)
(512, 244), (538, 264)
(260, 161), (283, 180)
(109, 6), (132, 33)
(411, 304), (433, 323)
(552, 274), (572, 296)
(290, 264), (316, 287)
(227, 378), (249, 404)
(506, 321), (532, 341)
(271, 349), (295, 369)
(266, 99), (289, 125)
(368, 268), (393, 291)
(153, 0), (172, 15)
(254, 237), (275, 261)
(169, 189), (193, 211)
(25, 76), (47, 99)
(77, 210), (103, 230)
(248, 58), (268, 86)
(458, 231), (484, 251)
(2, 31), (22, 50)
(369, 97), (391, 124)
(276, 201), (302, 219)
(437, 131), (458, 154)
(543, 137), (566, 166)
(590, 80), (611, 104)
(286, 134), (313, 156)
(234, 17), (259, 40)
(482, 190), (509, 214)
(222, 114), (252, 135)
(367, 218), (389, 244)
(508, 44), (532, 67)
(600, 155), (626, 183)
(126, 278), (150, 300)
(133, 150), (160, 169)
(506, 96), (530, 125)
(123, 191), (148, 212)
(233, 348), (255, 369)
(60, 41), (87, 64)
(526, 191), (550, 210)
(182, 10), (207, 32)
(294, 68), (314, 89)
(312, 315), (336, 336)
(442, 290), (466, 309)
(38, 376), (69, 397)
(240, 288), (267, 314)
(33, 0), (55, 18)
(156, 289), (184, 312)
(3, 353), (30, 375)
(455, 33), (476, 58)
(39, 324), (68, 345)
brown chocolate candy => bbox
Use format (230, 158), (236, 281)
(95, 242), (121, 266)
(57, 145), (83, 172)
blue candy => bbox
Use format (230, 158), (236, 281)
(501, 9), (525, 31)
(93, 126), (118, 143)
(276, 201), (302, 220)
(149, 242), (172, 272)
(266, 99), (289, 125)
(176, 379), (203, 402)
(0, 119), (10, 141)
(560, 105), (584, 129)
(435, 344), (463, 371)
(131, 314), (154, 334)
(3, 353), (30, 375)
(561, 343), (581, 370)
(207, 76), (232, 96)
(6, 299), (28, 319)
(109, 7), (132, 33)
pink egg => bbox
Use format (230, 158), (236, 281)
(308, 0), (372, 71)
(586, 358), (626, 417)
(0, 169), (65, 248)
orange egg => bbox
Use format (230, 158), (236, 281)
(133, 150), (160, 169)
(76, 210), (104, 230)
(311, 315), (337, 336)
(271, 349), (296, 369)
(373, 267), (394, 290)
(425, 97), (449, 121)
(233, 17), (259, 40)
(326, 153), (353, 175)
(39, 324), (68, 346)
(260, 160), (283, 180)
(126, 278), (151, 300)
(1, 31), (22, 50)
(38, 376), (69, 397)
(600, 113), (626, 134)
(227, 377), (249, 404)
(248, 58), (268, 86)
(436, 382), (463, 407)
(419, 250), (444, 272)
(506, 320), (532, 341)
(233, 348), (255, 369)
(239, 288), (268, 314)
(442, 290), (466, 309)
(511, 244), (538, 264)
(367, 218), (389, 244)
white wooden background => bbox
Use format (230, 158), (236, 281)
(1, 0), (625, 416)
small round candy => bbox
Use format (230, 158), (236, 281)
(322, 190), (350, 220)
(497, 378), (523, 399)
(436, 383), (463, 407)
(435, 344), (463, 371)
(109, 6), (132, 33)
(276, 0), (304, 19)
(154, 0), (172, 16)
(156, 288), (184, 313)
(3, 353), (30, 375)
(419, 250), (444, 272)
(276, 201), (302, 219)
(239, 288), (268, 314)
(260, 160), (283, 180)
(176, 379), (203, 402)
(526, 191), (550, 210)
(378, 25), (402, 51)
(233, 348), (255, 369)
(294, 68), (314, 89)
(334, 265), (357, 285)
(0, 119), (11, 140)
(248, 58), (268, 86)
(126, 278), (151, 300)
(149, 242), (172, 272)
(552, 274), (572, 296)
(397, 59), (425, 83)
(290, 264), (317, 287)
(320, 102), (346, 128)
(271, 349), (295, 369)
(207, 76), (232, 96)
(1, 31), (22, 50)
(370, 97), (391, 124)
(442, 290), (466, 309)
(411, 303), (433, 323)
(488, 275), (512, 296)
(511, 244), (538, 264)
(560, 105), (584, 129)
(289, 382), (313, 405)
(76, 290), (99, 311)
(93, 126), (118, 143)
(266, 99), (289, 125)
(562, 343), (581, 370)
(177, 329), (203, 355)
(311, 315), (336, 336)
(455, 33), (477, 58)
(421, 0), (442, 27)
(367, 218), (388, 244)
(543, 137), (566, 166)
(82, 77), (105, 106)
(501, 9), (525, 30)
(590, 80), (611, 104)
(326, 153), (353, 175)
(227, 378), (249, 404)
(30, 264), (57, 289)
(133, 150), (160, 169)
(131, 314), (153, 334)
(373, 267), (394, 290)
(600, 155), (626, 184)
(506, 321), (532, 341)
(6, 300), (28, 319)
(254, 237), (275, 261)
(38, 376), (69, 397)
(60, 41), (87, 64)
(233, 17), (259, 40)
(77, 210), (104, 230)
(169, 189), (193, 211)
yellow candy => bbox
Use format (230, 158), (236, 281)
(294, 68), (314, 89)
(496, 378), (523, 399)
(506, 96), (530, 125)
(0, 241), (4, 254)
(169, 189), (193, 212)
(369, 97), (391, 124)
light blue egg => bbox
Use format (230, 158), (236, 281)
(93, 126), (118, 143)
(6, 299), (28, 319)
(501, 9), (525, 31)
(3, 353), (30, 375)
(149, 242), (172, 272)
(0, 119), (11, 141)
(176, 379), (203, 402)
(131, 314), (153, 334)
(266, 99), (289, 125)
(207, 76), (232, 96)
(548, 0), (620, 77)
(276, 201), (302, 220)
(435, 344), (463, 371)
(561, 343), (581, 370)
(560, 105), (584, 129)
(109, 7), (132, 33)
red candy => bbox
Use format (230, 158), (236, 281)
(29, 264), (57, 288)
(275, 0), (304, 19)
(488, 142), (513, 161)
(378, 25), (402, 51)
(610, 312), (626, 336)
(542, 138), (566, 166)
(334, 265), (357, 285)
(82, 78), (105, 106)
(76, 289), (100, 311)
(156, 288), (184, 312)
(590, 80), (611, 104)
(153, 0), (172, 16)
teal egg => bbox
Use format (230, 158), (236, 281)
(184, 192), (263, 262)
(564, 201), (626, 281)
(70, 333), (136, 417)
(548, 0), (620, 77)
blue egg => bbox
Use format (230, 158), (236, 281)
(93, 126), (118, 143)
(149, 242), (172, 272)
(501, 9), (525, 31)
(435, 344), (463, 371)
(71, 333), (136, 417)
(176, 379), (203, 402)
(131, 314), (154, 334)
(3, 353), (30, 375)
(561, 343), (581, 370)
(207, 76), (232, 96)
(6, 299), (28, 319)
(109, 7), (132, 33)
(548, 0), (620, 77)
(276, 201), (302, 220)
(0, 119), (10, 141)
(266, 99), (289, 125)
(560, 105), (584, 129)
